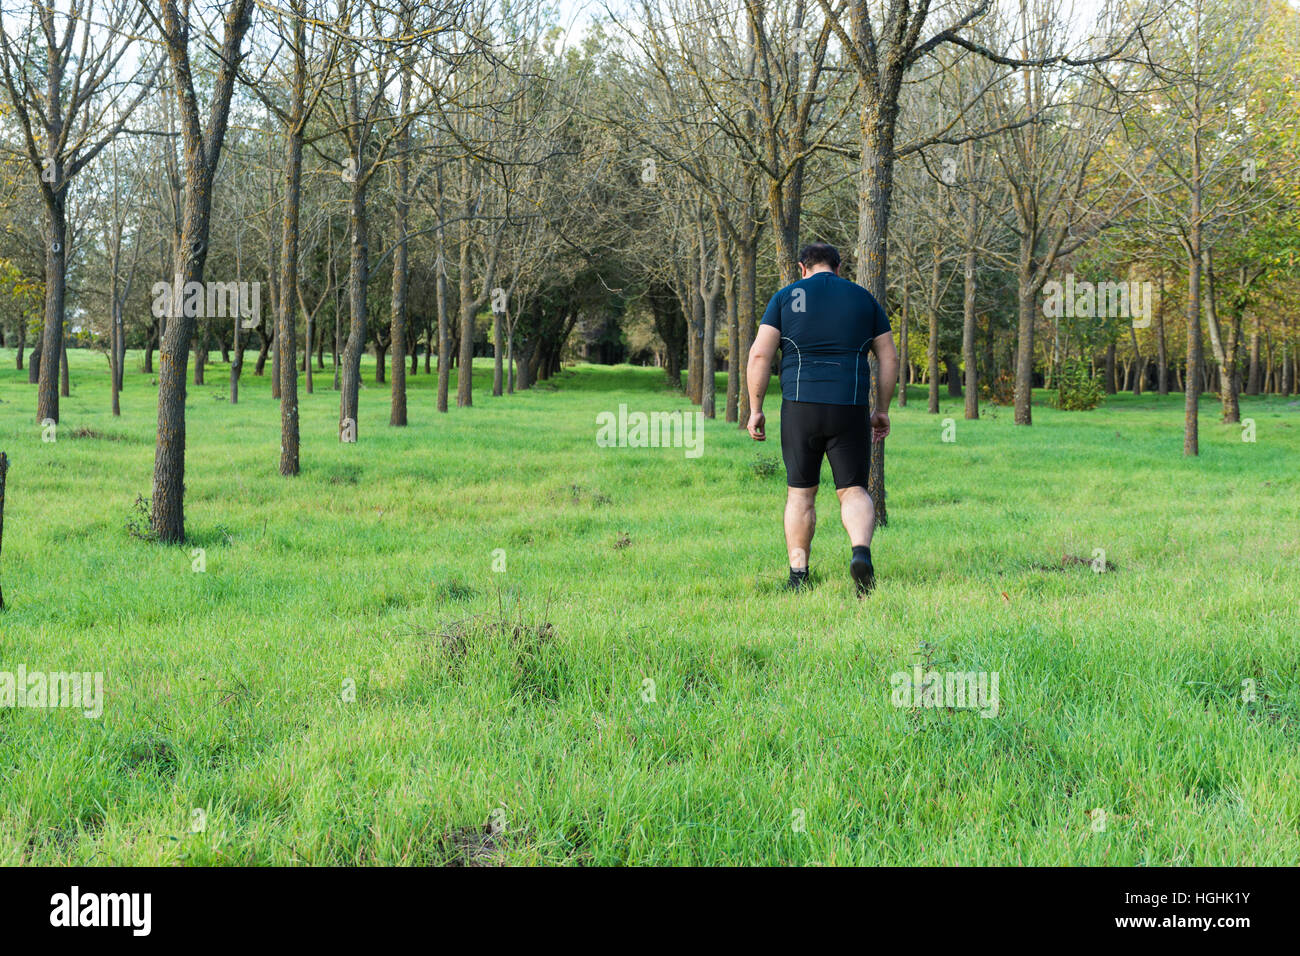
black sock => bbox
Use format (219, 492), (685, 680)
(788, 567), (810, 587)
(851, 545), (872, 566)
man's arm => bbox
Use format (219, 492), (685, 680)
(746, 324), (780, 440)
(870, 330), (898, 443)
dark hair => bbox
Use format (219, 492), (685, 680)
(798, 242), (840, 272)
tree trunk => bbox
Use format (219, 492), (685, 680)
(1129, 325), (1143, 396)
(897, 278), (908, 407)
(340, 175), (368, 442)
(855, 81), (898, 524)
(304, 316), (313, 394)
(153, 253), (205, 542)
(230, 299), (241, 404)
(702, 287), (718, 419)
(962, 249), (977, 418)
(254, 326), (270, 374)
(193, 321), (206, 386)
(686, 281), (703, 404)
(1202, 252), (1239, 424)
(333, 283), (342, 391)
(492, 308), (504, 397)
(1246, 313), (1261, 395)
(926, 244), (941, 414)
(436, 246), (449, 413)
(735, 237), (757, 426)
(724, 254), (739, 423)
(1156, 275), (1168, 395)
(944, 355), (962, 397)
(506, 324), (515, 393)
(699, 232), (721, 419)
(1184, 239), (1201, 456)
(1013, 255), (1038, 426)
(389, 71), (410, 427)
(112, 299), (125, 414)
(37, 195), (66, 424)
(457, 238), (474, 408)
(278, 33), (305, 476)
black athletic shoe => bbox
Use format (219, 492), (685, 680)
(850, 553), (875, 597)
(787, 568), (811, 592)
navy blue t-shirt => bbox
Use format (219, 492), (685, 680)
(759, 272), (891, 406)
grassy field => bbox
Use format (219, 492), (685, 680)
(0, 347), (1297, 865)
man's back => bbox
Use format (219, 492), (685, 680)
(759, 273), (890, 406)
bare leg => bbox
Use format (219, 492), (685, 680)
(835, 485), (874, 548)
(784, 486), (817, 569)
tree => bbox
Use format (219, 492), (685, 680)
(146, 0), (256, 542)
(1121, 0), (1274, 452)
(0, 0), (156, 425)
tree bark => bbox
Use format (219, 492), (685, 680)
(1129, 325), (1143, 396)
(1184, 236), (1202, 456)
(897, 277), (908, 408)
(37, 196), (66, 424)
(492, 308), (504, 397)
(724, 242), (739, 423)
(735, 237), (757, 425)
(855, 77), (898, 525)
(340, 173), (368, 441)
(926, 243), (940, 414)
(1013, 274), (1037, 426)
(944, 355), (962, 397)
(1246, 313), (1261, 395)
(457, 218), (475, 408)
(150, 0), (254, 542)
(699, 220), (722, 419)
(436, 236), (450, 412)
(389, 69), (411, 426)
(277, 7), (306, 475)
(962, 249), (978, 418)
(1156, 274), (1168, 395)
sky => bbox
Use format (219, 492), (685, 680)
(544, 0), (1129, 53)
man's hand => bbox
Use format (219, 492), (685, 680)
(747, 411), (766, 441)
(871, 411), (890, 443)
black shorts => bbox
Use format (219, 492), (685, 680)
(780, 399), (870, 490)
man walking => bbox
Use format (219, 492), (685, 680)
(746, 242), (898, 596)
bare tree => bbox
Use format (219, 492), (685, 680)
(1121, 0), (1278, 451)
(815, 0), (1142, 519)
(0, 0), (156, 424)
(325, 0), (456, 440)
(146, 0), (256, 542)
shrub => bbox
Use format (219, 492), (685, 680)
(980, 371), (1015, 406)
(750, 455), (781, 479)
(1053, 360), (1105, 411)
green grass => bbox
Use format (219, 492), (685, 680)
(0, 347), (1297, 865)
